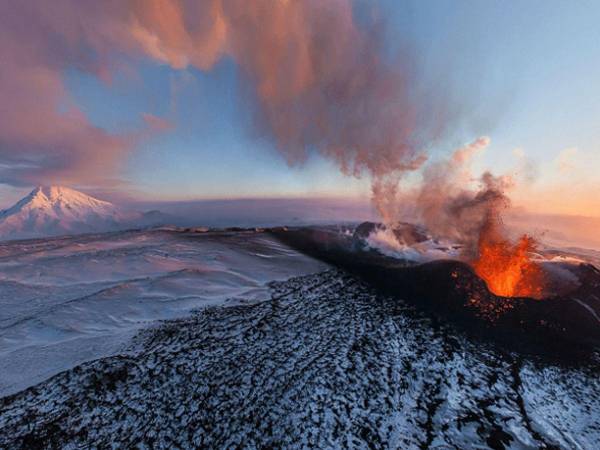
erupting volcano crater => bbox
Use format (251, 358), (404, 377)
(472, 233), (543, 298)
(271, 222), (600, 354)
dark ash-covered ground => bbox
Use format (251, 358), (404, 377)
(1, 270), (599, 449)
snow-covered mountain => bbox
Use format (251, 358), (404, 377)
(0, 186), (167, 240)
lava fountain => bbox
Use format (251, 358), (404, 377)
(472, 221), (543, 298)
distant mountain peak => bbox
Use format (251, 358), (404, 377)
(0, 186), (167, 241)
(31, 185), (104, 201)
(33, 185), (78, 197)
(9, 186), (113, 212)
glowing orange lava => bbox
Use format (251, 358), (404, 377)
(473, 232), (543, 298)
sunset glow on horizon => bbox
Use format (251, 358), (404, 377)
(0, 0), (598, 219)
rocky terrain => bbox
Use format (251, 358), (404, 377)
(1, 269), (599, 449)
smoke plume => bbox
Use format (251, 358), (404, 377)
(415, 137), (516, 258)
(0, 0), (450, 189)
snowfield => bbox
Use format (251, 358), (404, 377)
(0, 228), (599, 449)
(0, 229), (327, 396)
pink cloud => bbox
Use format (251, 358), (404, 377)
(0, 1), (138, 186)
(0, 0), (455, 193)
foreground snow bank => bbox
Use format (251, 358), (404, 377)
(0, 229), (327, 396)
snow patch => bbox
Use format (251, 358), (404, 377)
(366, 227), (461, 262)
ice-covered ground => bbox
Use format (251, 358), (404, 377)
(1, 270), (599, 449)
(0, 229), (327, 396)
(1, 227), (599, 449)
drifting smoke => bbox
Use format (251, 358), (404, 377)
(0, 0), (450, 189)
(372, 136), (516, 256)
(416, 137), (515, 257)
(396, 136), (544, 298)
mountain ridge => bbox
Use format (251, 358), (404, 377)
(0, 186), (167, 241)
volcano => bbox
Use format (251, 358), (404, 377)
(271, 223), (600, 354)
(0, 186), (169, 241)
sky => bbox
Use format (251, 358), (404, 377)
(0, 0), (599, 218)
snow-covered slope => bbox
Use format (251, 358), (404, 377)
(1, 268), (599, 448)
(0, 186), (164, 240)
(0, 228), (599, 448)
(0, 228), (328, 396)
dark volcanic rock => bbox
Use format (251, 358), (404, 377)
(271, 227), (600, 353)
(390, 222), (429, 246)
(353, 221), (381, 240)
(1, 270), (599, 449)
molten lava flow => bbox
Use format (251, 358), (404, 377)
(473, 229), (543, 298)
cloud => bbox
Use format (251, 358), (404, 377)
(0, 1), (139, 187)
(511, 147), (538, 184)
(127, 0), (452, 179)
(451, 136), (490, 165)
(0, 0), (459, 192)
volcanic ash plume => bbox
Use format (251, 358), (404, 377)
(408, 137), (543, 298)
(416, 136), (498, 253)
(1, 0), (449, 189)
(150, 1), (541, 298)
(130, 0), (456, 204)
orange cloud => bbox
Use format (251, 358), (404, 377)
(126, 0), (446, 180)
(0, 0), (454, 191)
